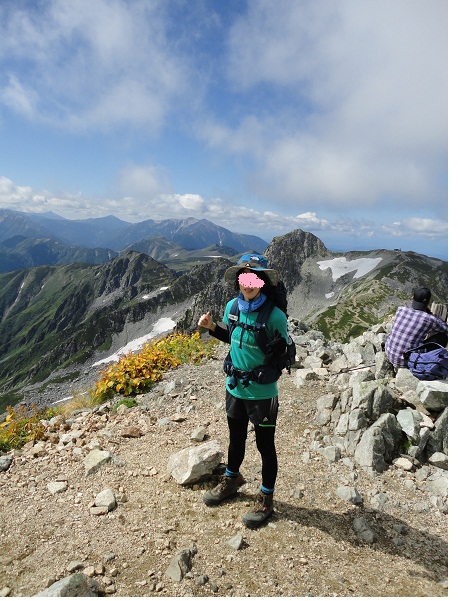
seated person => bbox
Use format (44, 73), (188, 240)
(385, 286), (448, 368)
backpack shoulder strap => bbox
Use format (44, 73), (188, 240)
(253, 298), (275, 354)
(255, 298), (275, 326)
(227, 299), (239, 338)
(226, 297), (275, 354)
(404, 341), (444, 357)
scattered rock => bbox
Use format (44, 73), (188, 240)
(83, 449), (112, 476)
(226, 534), (244, 550)
(167, 441), (223, 485)
(94, 488), (117, 511)
(165, 544), (197, 582)
(190, 426), (207, 442)
(0, 455), (13, 472)
(352, 517), (376, 544)
(335, 485), (363, 505)
(120, 426), (143, 438)
(0, 329), (448, 598)
(34, 573), (102, 597)
(47, 481), (68, 495)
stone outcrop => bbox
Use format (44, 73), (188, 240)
(289, 318), (448, 480)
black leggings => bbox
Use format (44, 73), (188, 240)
(226, 415), (278, 490)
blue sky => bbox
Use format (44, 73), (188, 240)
(0, 0), (449, 260)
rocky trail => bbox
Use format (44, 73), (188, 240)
(0, 342), (449, 597)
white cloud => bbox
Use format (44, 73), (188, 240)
(0, 0), (188, 132)
(1, 1), (447, 213)
(1, 74), (38, 118)
(295, 212), (329, 228)
(214, 0), (447, 212)
(176, 194), (207, 212)
(0, 1), (448, 259)
(0, 175), (447, 259)
(117, 165), (172, 199)
(382, 218), (448, 239)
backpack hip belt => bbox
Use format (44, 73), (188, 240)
(224, 353), (281, 388)
(225, 364), (254, 389)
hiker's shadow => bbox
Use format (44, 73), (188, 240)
(267, 498), (447, 581)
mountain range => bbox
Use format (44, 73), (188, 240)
(0, 211), (448, 413)
(0, 209), (267, 273)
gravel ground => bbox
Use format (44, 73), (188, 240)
(0, 343), (449, 597)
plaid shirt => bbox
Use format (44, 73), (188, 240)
(385, 306), (448, 367)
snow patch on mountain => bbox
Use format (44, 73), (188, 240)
(92, 317), (176, 366)
(317, 257), (383, 282)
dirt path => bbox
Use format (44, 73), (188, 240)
(0, 345), (448, 597)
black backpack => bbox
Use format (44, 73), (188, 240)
(268, 280), (288, 315)
(226, 287), (296, 375)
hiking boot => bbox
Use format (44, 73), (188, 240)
(242, 492), (274, 528)
(203, 474), (245, 506)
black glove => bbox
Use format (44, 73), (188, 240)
(263, 330), (287, 366)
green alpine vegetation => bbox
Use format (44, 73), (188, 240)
(0, 229), (447, 413)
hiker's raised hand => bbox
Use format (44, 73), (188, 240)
(198, 311), (214, 330)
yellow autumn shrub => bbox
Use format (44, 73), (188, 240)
(0, 331), (215, 451)
(93, 331), (214, 400)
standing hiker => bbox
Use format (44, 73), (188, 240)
(197, 254), (288, 528)
(385, 286), (448, 369)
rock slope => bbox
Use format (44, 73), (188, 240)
(0, 329), (448, 598)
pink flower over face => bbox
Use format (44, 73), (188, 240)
(238, 272), (265, 288)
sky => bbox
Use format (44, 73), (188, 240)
(0, 0), (449, 260)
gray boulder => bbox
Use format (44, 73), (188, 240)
(354, 414), (403, 473)
(426, 407), (448, 456)
(34, 573), (101, 597)
(167, 440), (223, 485)
(416, 381), (448, 412)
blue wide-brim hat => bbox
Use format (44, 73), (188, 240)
(224, 253), (278, 286)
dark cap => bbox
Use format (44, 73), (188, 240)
(413, 287), (431, 305)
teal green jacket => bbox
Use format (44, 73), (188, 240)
(223, 298), (288, 400)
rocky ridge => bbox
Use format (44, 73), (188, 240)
(1, 227), (448, 410)
(0, 319), (449, 597)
